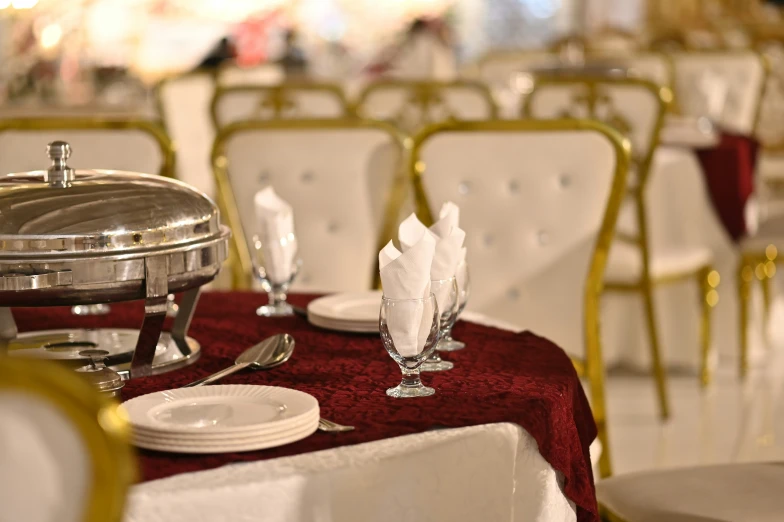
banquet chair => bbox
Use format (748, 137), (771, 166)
(597, 461), (784, 522)
(211, 119), (406, 291)
(524, 77), (715, 418)
(155, 71), (216, 196)
(354, 80), (498, 134)
(0, 117), (174, 178)
(669, 50), (767, 136)
(409, 118), (631, 478)
(0, 357), (135, 522)
(210, 83), (350, 129)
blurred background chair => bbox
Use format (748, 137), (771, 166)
(409, 118), (631, 478)
(0, 357), (135, 522)
(210, 83), (350, 129)
(211, 119), (405, 292)
(355, 80), (498, 134)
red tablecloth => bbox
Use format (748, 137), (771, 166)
(12, 292), (599, 521)
(696, 132), (760, 241)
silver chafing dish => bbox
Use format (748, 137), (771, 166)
(0, 141), (230, 379)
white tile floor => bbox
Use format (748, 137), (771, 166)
(604, 305), (784, 477)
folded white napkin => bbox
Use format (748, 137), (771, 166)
(399, 212), (465, 281)
(379, 233), (436, 357)
(254, 187), (298, 285)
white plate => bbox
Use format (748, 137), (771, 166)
(308, 314), (379, 334)
(122, 385), (319, 435)
(133, 417), (319, 454)
(308, 291), (382, 322)
(131, 410), (320, 442)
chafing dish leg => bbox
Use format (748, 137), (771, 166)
(0, 308), (16, 355)
(130, 256), (169, 378)
(171, 287), (201, 355)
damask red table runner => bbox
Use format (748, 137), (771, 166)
(12, 292), (599, 521)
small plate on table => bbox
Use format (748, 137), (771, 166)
(122, 385), (319, 453)
(307, 291), (382, 333)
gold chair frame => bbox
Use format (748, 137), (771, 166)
(524, 76), (718, 420)
(209, 82), (351, 130)
(211, 118), (408, 289)
(0, 117), (176, 178)
(408, 118), (632, 479)
(354, 79), (499, 130)
(0, 357), (135, 522)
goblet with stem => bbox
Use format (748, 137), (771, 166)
(421, 276), (458, 372)
(252, 233), (301, 317)
(437, 261), (470, 352)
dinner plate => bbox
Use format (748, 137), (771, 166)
(307, 291), (382, 333)
(130, 410), (320, 442)
(133, 418), (319, 454)
(122, 385), (319, 435)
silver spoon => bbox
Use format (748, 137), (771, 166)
(183, 334), (295, 388)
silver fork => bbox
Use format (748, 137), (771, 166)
(318, 417), (355, 433)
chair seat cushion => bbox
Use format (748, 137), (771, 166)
(597, 462), (784, 522)
(605, 242), (713, 284)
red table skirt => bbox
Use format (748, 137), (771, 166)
(11, 292), (599, 521)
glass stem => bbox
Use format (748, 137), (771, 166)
(400, 367), (422, 388)
(268, 288), (287, 307)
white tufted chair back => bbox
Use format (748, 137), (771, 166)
(670, 50), (766, 135)
(0, 118), (173, 179)
(411, 120), (629, 358)
(211, 84), (350, 129)
(0, 358), (135, 522)
(157, 72), (216, 196)
(355, 80), (497, 134)
(524, 77), (669, 169)
(213, 120), (405, 291)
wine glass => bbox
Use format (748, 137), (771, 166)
(421, 277), (457, 372)
(380, 294), (440, 398)
(438, 261), (470, 352)
(251, 233), (301, 317)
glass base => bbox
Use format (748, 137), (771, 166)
(386, 383), (435, 398)
(256, 303), (294, 317)
(437, 337), (466, 352)
(71, 304), (111, 316)
(420, 359), (454, 372)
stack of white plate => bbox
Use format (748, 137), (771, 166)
(307, 291), (382, 333)
(122, 385), (319, 453)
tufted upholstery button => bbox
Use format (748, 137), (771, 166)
(559, 174), (571, 188)
(506, 288), (520, 300)
(458, 181), (471, 195)
(483, 233), (494, 247)
(327, 221), (341, 233)
(508, 180), (520, 193)
(537, 230), (550, 246)
(257, 170), (270, 184)
(301, 170), (315, 183)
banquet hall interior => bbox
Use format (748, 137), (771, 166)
(2, 0), (784, 521)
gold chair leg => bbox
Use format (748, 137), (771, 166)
(738, 257), (753, 379)
(586, 296), (612, 478)
(699, 267), (718, 388)
(641, 280), (670, 419)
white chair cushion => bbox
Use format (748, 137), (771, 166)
(606, 242), (713, 283)
(597, 462), (784, 522)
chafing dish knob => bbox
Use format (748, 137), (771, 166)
(75, 348), (125, 398)
(46, 141), (75, 188)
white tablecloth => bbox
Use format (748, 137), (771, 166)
(127, 423), (576, 522)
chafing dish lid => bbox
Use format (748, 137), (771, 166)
(0, 141), (221, 257)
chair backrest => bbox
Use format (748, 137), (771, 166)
(217, 63), (285, 86)
(212, 119), (405, 291)
(0, 357), (135, 522)
(753, 39), (784, 150)
(0, 117), (174, 178)
(155, 72), (216, 196)
(355, 80), (498, 134)
(669, 50), (767, 135)
(475, 50), (563, 89)
(210, 83), (350, 129)
(524, 76), (670, 182)
(588, 52), (674, 92)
